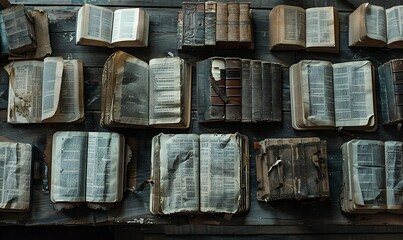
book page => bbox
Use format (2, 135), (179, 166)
(332, 61), (375, 128)
(41, 57), (64, 121)
(386, 6), (403, 44)
(301, 60), (335, 127)
(385, 141), (403, 211)
(112, 52), (149, 126)
(83, 4), (113, 43)
(158, 134), (199, 214)
(306, 7), (336, 48)
(200, 134), (241, 213)
(351, 140), (386, 210)
(51, 132), (87, 203)
(365, 4), (386, 42)
(0, 142), (31, 211)
(111, 8), (139, 43)
(149, 57), (182, 125)
(5, 60), (43, 123)
(86, 132), (123, 203)
(281, 5), (306, 46)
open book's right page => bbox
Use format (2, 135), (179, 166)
(386, 6), (403, 48)
(332, 60), (376, 130)
(384, 141), (403, 213)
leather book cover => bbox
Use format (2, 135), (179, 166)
(225, 57), (242, 121)
(251, 60), (262, 122)
(262, 62), (273, 121)
(216, 2), (228, 47)
(227, 3), (240, 48)
(204, 2), (216, 46)
(271, 63), (282, 121)
(241, 59), (252, 122)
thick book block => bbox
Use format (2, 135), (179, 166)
(256, 138), (329, 202)
(149, 133), (250, 215)
(379, 59), (403, 125)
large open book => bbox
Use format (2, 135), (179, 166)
(290, 60), (376, 131)
(150, 133), (250, 215)
(76, 4), (149, 48)
(378, 59), (403, 125)
(349, 3), (403, 48)
(269, 5), (339, 53)
(51, 131), (125, 209)
(5, 57), (84, 124)
(341, 140), (403, 214)
(101, 51), (192, 128)
(256, 138), (329, 202)
(0, 139), (32, 212)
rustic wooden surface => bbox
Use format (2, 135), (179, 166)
(1, 0), (403, 234)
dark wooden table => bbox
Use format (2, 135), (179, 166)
(1, 0), (403, 236)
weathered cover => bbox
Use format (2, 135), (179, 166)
(225, 57), (242, 121)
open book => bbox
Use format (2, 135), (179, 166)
(256, 138), (329, 202)
(76, 4), (149, 48)
(349, 3), (403, 48)
(378, 59), (403, 125)
(5, 57), (84, 124)
(290, 60), (376, 131)
(150, 133), (250, 215)
(0, 139), (32, 212)
(269, 5), (339, 53)
(101, 51), (191, 128)
(341, 140), (403, 214)
(51, 131), (125, 209)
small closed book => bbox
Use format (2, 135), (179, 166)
(5, 57), (85, 124)
(150, 133), (250, 215)
(256, 138), (329, 202)
(76, 4), (149, 48)
(101, 51), (192, 128)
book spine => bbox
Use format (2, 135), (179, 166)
(262, 62), (273, 121)
(195, 3), (205, 46)
(271, 63), (282, 122)
(225, 57), (242, 121)
(216, 3), (228, 46)
(227, 2), (240, 47)
(182, 2), (196, 47)
(241, 59), (252, 122)
(239, 3), (251, 43)
(177, 10), (183, 50)
(391, 60), (403, 122)
(204, 1), (216, 46)
(251, 60), (262, 122)
(293, 144), (308, 200)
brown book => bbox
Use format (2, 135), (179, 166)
(225, 57), (242, 122)
(239, 2), (253, 49)
(227, 3), (240, 48)
(216, 2), (228, 47)
(269, 5), (339, 53)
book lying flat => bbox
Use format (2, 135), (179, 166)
(150, 133), (250, 215)
(101, 51), (192, 128)
(5, 57), (85, 124)
(290, 60), (376, 131)
(76, 4), (149, 48)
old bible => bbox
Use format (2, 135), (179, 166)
(150, 133), (250, 215)
(197, 57), (282, 122)
(290, 60), (376, 131)
(341, 140), (403, 214)
(0, 139), (32, 212)
(5, 57), (85, 124)
(100, 51), (191, 128)
(269, 5), (339, 53)
(76, 4), (149, 48)
(378, 59), (403, 125)
(349, 3), (403, 48)
(256, 138), (329, 202)
(51, 131), (125, 209)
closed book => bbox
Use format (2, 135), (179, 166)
(183, 2), (197, 48)
(251, 60), (262, 121)
(204, 1), (216, 46)
(262, 62), (273, 121)
(239, 2), (252, 48)
(227, 3), (240, 48)
(225, 57), (242, 121)
(216, 3), (228, 47)
(241, 59), (252, 122)
(271, 63), (282, 121)
(195, 3), (205, 45)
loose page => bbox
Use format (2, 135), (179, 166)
(385, 141), (403, 211)
(306, 7), (335, 48)
(85, 132), (123, 203)
(111, 8), (139, 43)
(149, 57), (182, 125)
(158, 134), (199, 214)
(0, 142), (31, 211)
(41, 57), (64, 121)
(365, 4), (386, 42)
(386, 6), (403, 44)
(199, 134), (240, 213)
(332, 61), (375, 128)
(112, 52), (149, 126)
(51, 132), (87, 203)
(301, 60), (335, 127)
(5, 60), (44, 123)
